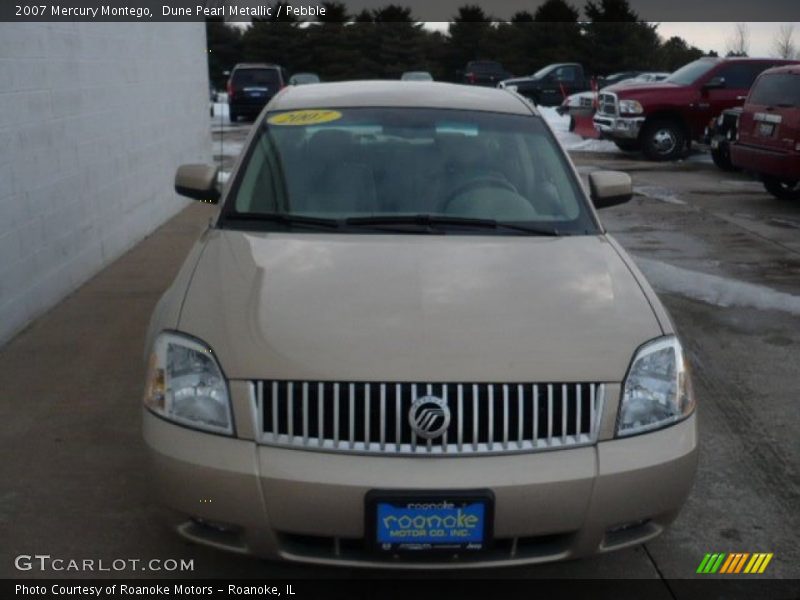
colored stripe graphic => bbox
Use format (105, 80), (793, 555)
(699, 552), (773, 574)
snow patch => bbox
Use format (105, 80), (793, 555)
(212, 101), (229, 118)
(538, 106), (620, 153)
(634, 186), (687, 205)
(635, 257), (800, 316)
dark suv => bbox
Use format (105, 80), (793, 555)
(731, 65), (800, 200)
(227, 63), (288, 123)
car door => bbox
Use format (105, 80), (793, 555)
(692, 62), (764, 136)
(540, 66), (576, 106)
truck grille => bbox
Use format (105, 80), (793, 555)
(598, 92), (618, 116)
(251, 381), (604, 456)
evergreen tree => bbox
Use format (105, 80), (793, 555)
(243, 3), (303, 71)
(446, 6), (495, 80)
(582, 0), (660, 75)
(205, 18), (243, 89)
(658, 36), (705, 71)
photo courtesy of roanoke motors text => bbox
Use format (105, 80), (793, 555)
(0, 0), (799, 598)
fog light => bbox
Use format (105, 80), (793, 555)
(606, 519), (650, 534)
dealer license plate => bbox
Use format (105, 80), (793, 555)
(366, 491), (493, 553)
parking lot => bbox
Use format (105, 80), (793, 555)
(1, 116), (798, 588)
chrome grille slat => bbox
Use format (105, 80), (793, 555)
(379, 384), (386, 451)
(488, 385), (494, 449)
(517, 384), (523, 448)
(253, 381), (604, 456)
(287, 382), (294, 441)
(598, 92), (618, 116)
(457, 384), (464, 452)
(302, 382), (309, 444)
(317, 382), (324, 448)
(561, 383), (567, 445)
(348, 383), (355, 449)
(501, 385), (507, 449)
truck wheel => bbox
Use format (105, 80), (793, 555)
(710, 142), (736, 171)
(763, 177), (800, 201)
(614, 140), (640, 152)
(641, 119), (686, 161)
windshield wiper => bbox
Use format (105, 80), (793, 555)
(345, 214), (561, 236)
(225, 212), (340, 229)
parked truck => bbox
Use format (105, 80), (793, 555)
(593, 57), (798, 160)
(499, 63), (590, 107)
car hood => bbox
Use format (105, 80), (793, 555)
(605, 81), (681, 97)
(502, 76), (540, 85)
(178, 231), (662, 382)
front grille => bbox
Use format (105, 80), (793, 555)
(252, 381), (604, 456)
(598, 92), (617, 116)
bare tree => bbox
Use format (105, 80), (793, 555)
(773, 24), (797, 59)
(726, 23), (750, 57)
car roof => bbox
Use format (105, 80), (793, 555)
(757, 63), (800, 76)
(233, 63), (282, 70)
(269, 80), (535, 115)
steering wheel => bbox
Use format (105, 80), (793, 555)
(437, 172), (520, 214)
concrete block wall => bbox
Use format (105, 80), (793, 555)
(0, 22), (212, 345)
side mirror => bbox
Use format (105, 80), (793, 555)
(175, 164), (220, 204)
(704, 76), (725, 90)
(589, 171), (632, 209)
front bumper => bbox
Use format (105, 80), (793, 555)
(143, 407), (697, 568)
(593, 115), (645, 140)
(730, 143), (800, 180)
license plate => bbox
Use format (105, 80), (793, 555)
(757, 122), (775, 137)
(366, 491), (493, 553)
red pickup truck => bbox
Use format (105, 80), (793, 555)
(594, 57), (799, 160)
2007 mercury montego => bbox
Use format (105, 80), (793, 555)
(143, 81), (697, 568)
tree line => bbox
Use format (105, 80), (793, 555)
(206, 0), (714, 90)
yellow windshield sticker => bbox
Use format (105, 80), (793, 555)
(268, 109), (342, 126)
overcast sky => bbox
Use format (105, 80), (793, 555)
(419, 22), (799, 58)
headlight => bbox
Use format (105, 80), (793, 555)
(618, 99), (644, 115)
(144, 332), (233, 435)
(617, 336), (694, 437)
(505, 84), (518, 92)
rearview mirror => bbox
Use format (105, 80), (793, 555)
(588, 171), (632, 209)
(703, 76), (725, 90)
(175, 164), (220, 204)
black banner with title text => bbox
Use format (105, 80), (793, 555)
(2, 0), (800, 22)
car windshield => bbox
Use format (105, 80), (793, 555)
(532, 66), (553, 79)
(223, 107), (597, 235)
(665, 59), (718, 85)
(292, 73), (319, 84)
(749, 73), (800, 106)
(232, 69), (280, 87)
